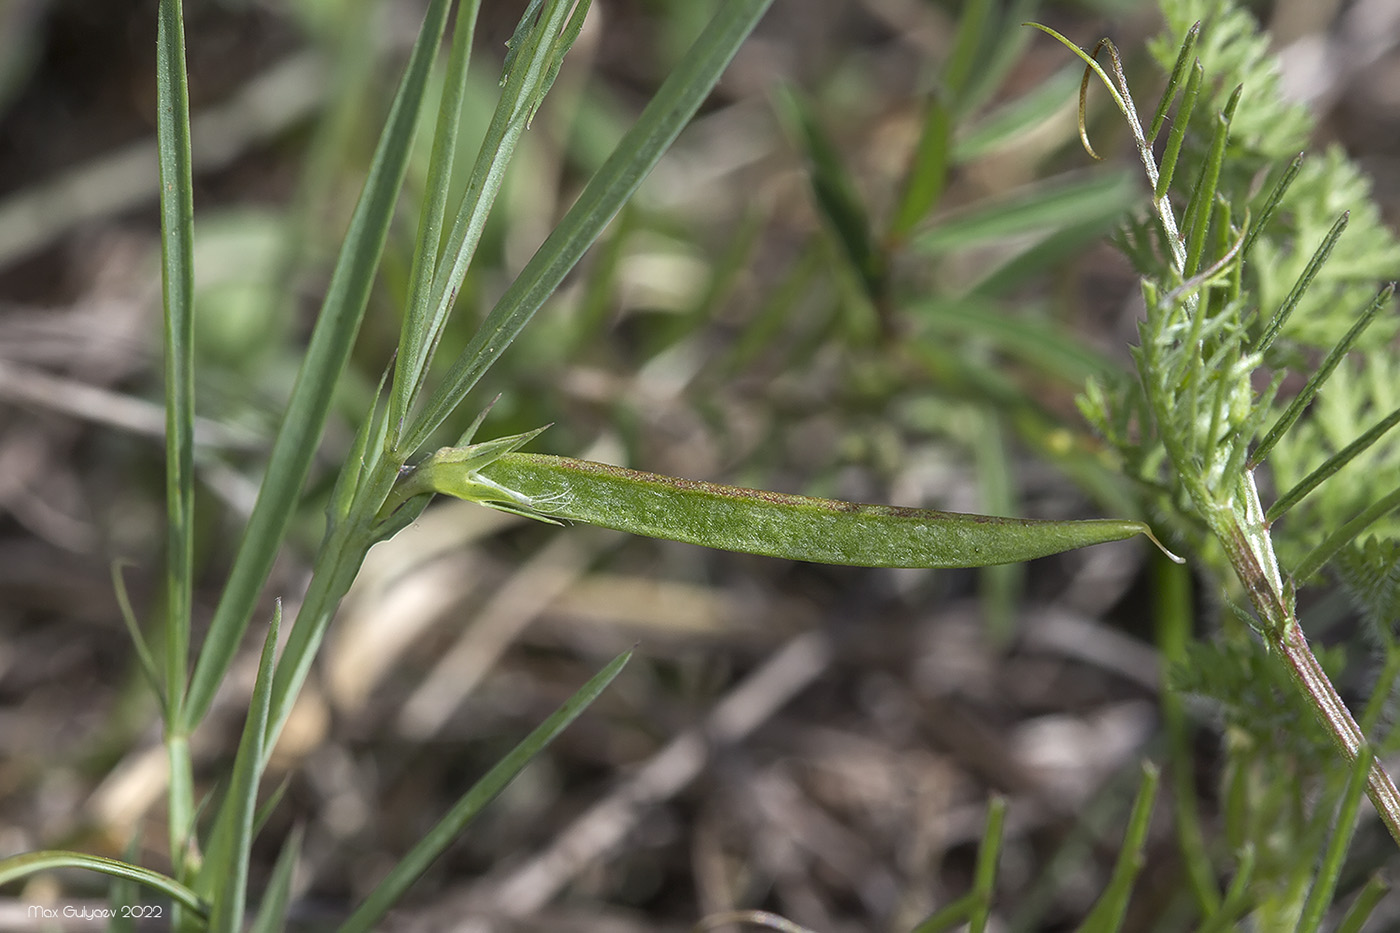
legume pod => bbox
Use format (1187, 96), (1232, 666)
(391, 438), (1160, 568)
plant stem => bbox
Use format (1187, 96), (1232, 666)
(1211, 478), (1400, 847)
(1274, 618), (1400, 844)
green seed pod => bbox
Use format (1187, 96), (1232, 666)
(395, 439), (1166, 568)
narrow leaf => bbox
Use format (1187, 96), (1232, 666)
(1074, 763), (1159, 933)
(913, 170), (1137, 255)
(1147, 21), (1200, 143)
(208, 603), (280, 933)
(111, 563), (165, 714)
(1241, 153), (1303, 258)
(337, 649), (632, 933)
(953, 63), (1080, 163)
(943, 0), (995, 111)
(156, 0), (196, 724)
(400, 0), (776, 456)
(391, 0), (580, 444)
(1294, 484), (1400, 581)
(1335, 874), (1390, 933)
(1181, 85), (1240, 277)
(776, 86), (883, 300)
(386, 0), (481, 443)
(1268, 403), (1400, 524)
(249, 826), (303, 933)
(1296, 748), (1373, 933)
(889, 91), (952, 239)
(1152, 59), (1201, 201)
(969, 796), (1007, 933)
(0, 851), (208, 916)
(185, 0), (453, 730)
(1253, 211), (1350, 356)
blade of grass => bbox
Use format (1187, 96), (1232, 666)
(907, 298), (1114, 383)
(399, 0), (777, 456)
(107, 833), (144, 933)
(1296, 747), (1374, 933)
(952, 63), (1079, 163)
(0, 851), (208, 916)
(1335, 874), (1390, 933)
(911, 798), (1008, 933)
(1195, 846), (1254, 933)
(206, 603), (279, 933)
(911, 169), (1137, 255)
(156, 0), (195, 720)
(155, 0), (197, 877)
(973, 415), (1020, 643)
(775, 85), (883, 303)
(888, 92), (951, 239)
(955, 0), (1040, 119)
(1153, 557), (1220, 914)
(1074, 762), (1159, 933)
(942, 0), (995, 115)
(968, 796), (1007, 933)
(386, 0), (482, 440)
(337, 649), (632, 933)
(966, 208), (1138, 299)
(249, 825), (303, 933)
(389, 0), (584, 445)
(184, 0), (453, 731)
(111, 563), (165, 716)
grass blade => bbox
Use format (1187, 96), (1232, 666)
(943, 0), (995, 113)
(1335, 873), (1390, 933)
(1153, 558), (1220, 914)
(969, 796), (1007, 933)
(111, 564), (165, 715)
(912, 170), (1137, 255)
(390, 0), (582, 447)
(107, 833), (144, 933)
(387, 0), (482, 440)
(953, 63), (1079, 163)
(155, 0), (198, 882)
(0, 851), (207, 916)
(776, 85), (883, 302)
(337, 649), (633, 933)
(400, 0), (776, 456)
(156, 0), (195, 721)
(889, 92), (951, 239)
(206, 603), (280, 933)
(184, 0), (453, 730)
(1296, 747), (1373, 933)
(1074, 763), (1159, 933)
(249, 825), (303, 933)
